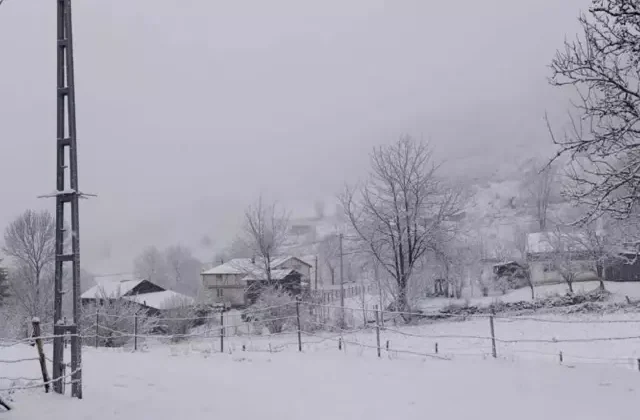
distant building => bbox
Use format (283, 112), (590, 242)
(201, 256), (312, 307)
(526, 232), (598, 285)
(81, 273), (195, 316)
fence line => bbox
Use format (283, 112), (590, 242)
(3, 299), (640, 399)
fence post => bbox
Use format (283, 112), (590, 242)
(220, 310), (224, 353)
(134, 312), (138, 351)
(95, 310), (99, 349)
(435, 342), (439, 354)
(637, 358), (640, 372)
(489, 313), (497, 359)
(32, 318), (50, 393)
(559, 351), (563, 364)
(295, 297), (302, 352)
(374, 305), (381, 358)
(338, 337), (342, 350)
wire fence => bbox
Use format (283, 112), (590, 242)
(2, 299), (640, 401)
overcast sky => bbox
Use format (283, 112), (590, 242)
(0, 0), (588, 273)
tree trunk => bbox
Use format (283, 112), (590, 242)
(567, 280), (574, 294)
(529, 282), (535, 300)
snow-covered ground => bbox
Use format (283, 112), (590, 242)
(2, 344), (640, 420)
(3, 309), (640, 419)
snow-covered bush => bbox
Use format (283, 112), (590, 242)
(159, 296), (198, 342)
(245, 286), (296, 334)
(81, 291), (158, 348)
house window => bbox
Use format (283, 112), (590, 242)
(217, 289), (224, 298)
(216, 274), (223, 282)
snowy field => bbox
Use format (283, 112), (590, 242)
(2, 344), (640, 420)
(3, 310), (640, 419)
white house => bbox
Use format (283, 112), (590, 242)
(201, 256), (312, 307)
(526, 232), (598, 285)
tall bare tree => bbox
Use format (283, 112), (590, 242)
(341, 137), (464, 313)
(523, 161), (558, 231)
(3, 210), (56, 319)
(318, 234), (341, 286)
(513, 227), (536, 300)
(243, 197), (289, 283)
(549, 1), (640, 223)
(164, 245), (202, 296)
(134, 246), (170, 288)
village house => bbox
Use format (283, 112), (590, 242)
(525, 232), (598, 285)
(201, 256), (312, 307)
(81, 274), (195, 316)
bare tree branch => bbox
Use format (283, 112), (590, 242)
(549, 1), (640, 223)
(242, 196), (290, 284)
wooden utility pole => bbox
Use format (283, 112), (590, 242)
(339, 233), (345, 327)
(314, 255), (318, 290)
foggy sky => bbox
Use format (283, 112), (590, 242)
(0, 0), (588, 273)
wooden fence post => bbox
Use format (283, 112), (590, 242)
(295, 297), (302, 352)
(220, 310), (224, 353)
(489, 313), (497, 359)
(32, 318), (50, 393)
(435, 342), (439, 354)
(374, 305), (381, 358)
(95, 310), (99, 349)
(134, 312), (138, 351)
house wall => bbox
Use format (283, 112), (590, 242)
(529, 260), (599, 285)
(276, 259), (311, 282)
(204, 285), (246, 307)
(202, 273), (247, 307)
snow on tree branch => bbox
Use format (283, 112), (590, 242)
(549, 0), (640, 223)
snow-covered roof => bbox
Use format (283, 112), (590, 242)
(201, 258), (256, 275)
(270, 256), (312, 268)
(202, 256), (311, 276)
(242, 269), (299, 282)
(81, 279), (144, 300)
(123, 290), (195, 311)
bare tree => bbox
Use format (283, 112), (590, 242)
(314, 200), (326, 220)
(134, 246), (170, 288)
(341, 137), (464, 314)
(242, 197), (289, 283)
(2, 210), (56, 320)
(513, 227), (536, 299)
(544, 229), (595, 294)
(164, 245), (202, 296)
(81, 289), (158, 348)
(549, 1), (640, 223)
(318, 234), (341, 286)
(523, 161), (558, 231)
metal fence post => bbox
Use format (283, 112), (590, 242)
(374, 305), (381, 358)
